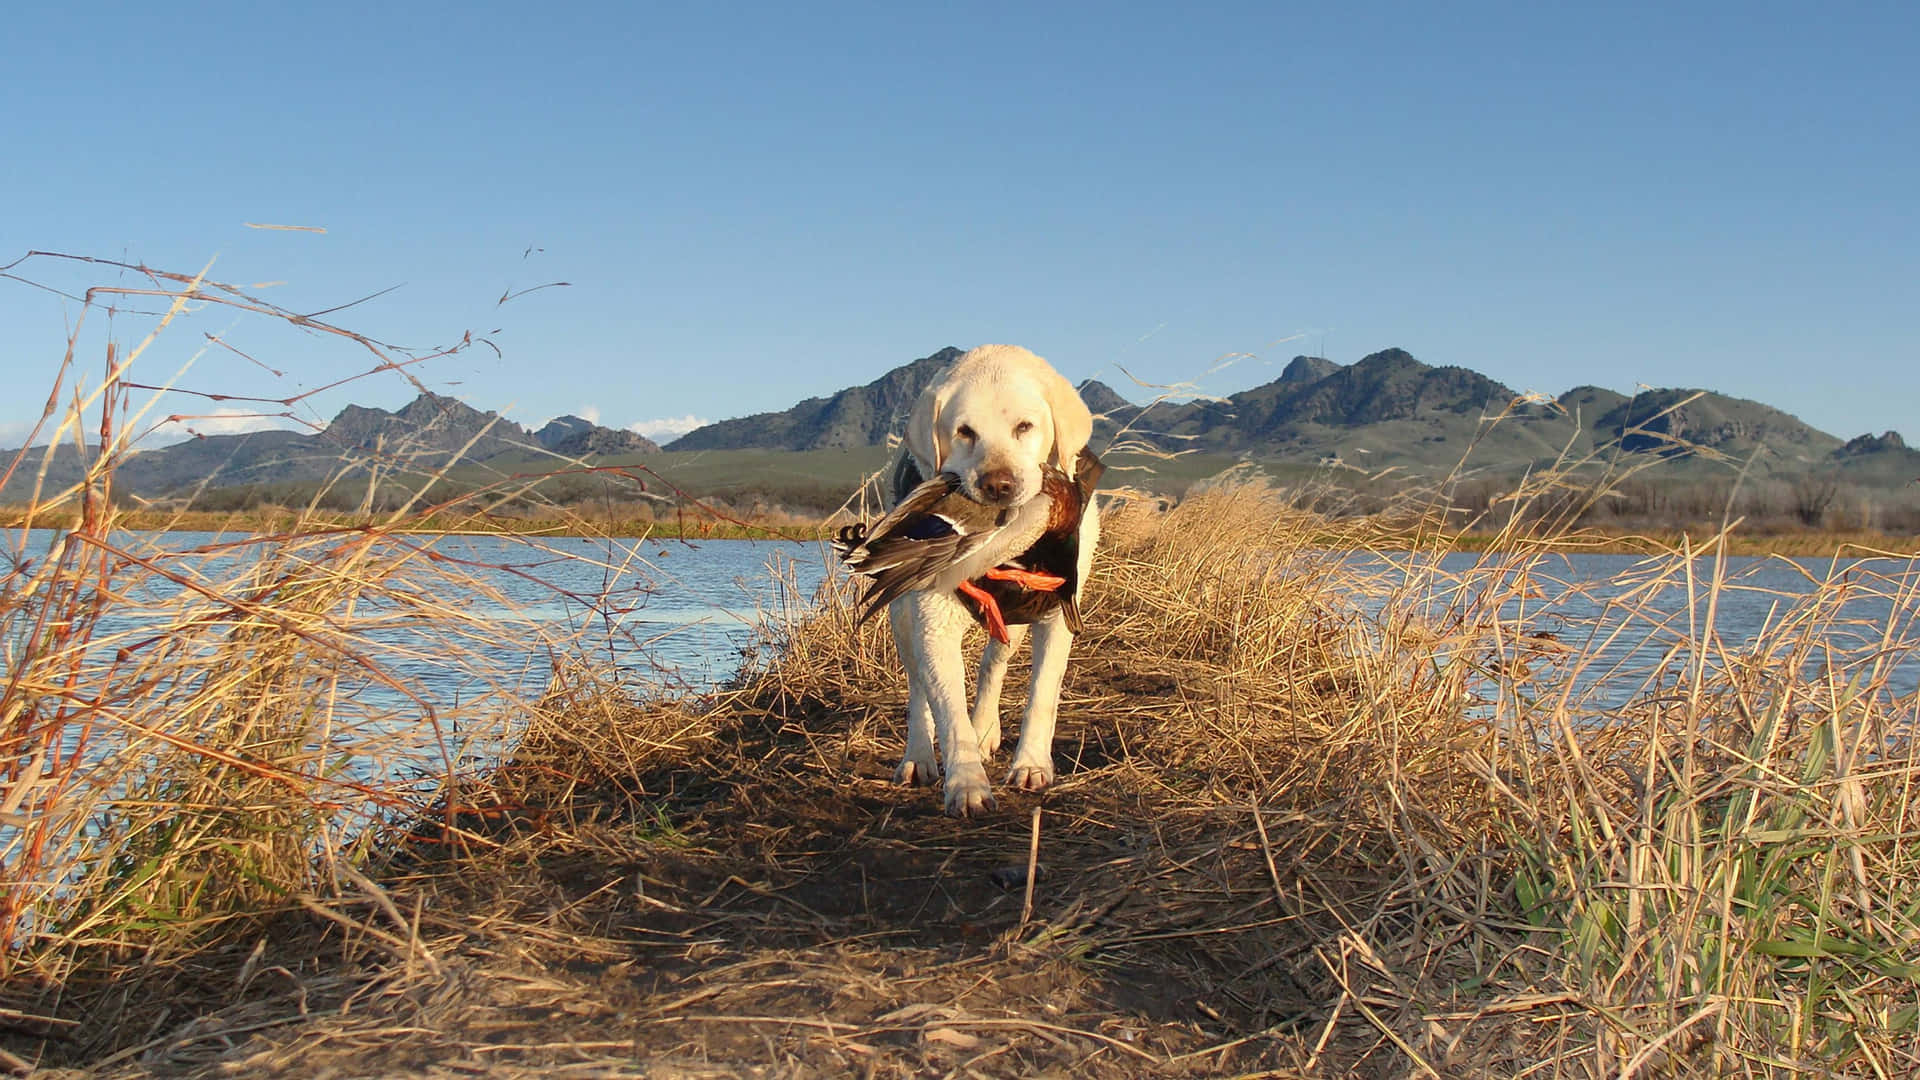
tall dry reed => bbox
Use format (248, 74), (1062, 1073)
(1088, 473), (1920, 1075)
(0, 252), (706, 992)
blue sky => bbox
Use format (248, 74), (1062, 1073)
(3, 2), (1915, 448)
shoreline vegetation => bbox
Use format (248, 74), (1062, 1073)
(8, 480), (1917, 1078)
(5, 254), (1917, 1076)
(6, 502), (1915, 557)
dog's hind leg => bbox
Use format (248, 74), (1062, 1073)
(890, 601), (939, 786)
(1006, 609), (1071, 791)
(971, 622), (1028, 758)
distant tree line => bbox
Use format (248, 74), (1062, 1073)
(69, 463), (1920, 539)
(1442, 474), (1920, 535)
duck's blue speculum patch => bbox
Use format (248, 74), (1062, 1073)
(900, 514), (959, 541)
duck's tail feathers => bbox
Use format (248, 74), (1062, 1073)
(1074, 448), (1106, 497)
(830, 523), (869, 561)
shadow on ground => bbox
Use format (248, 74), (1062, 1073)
(37, 549), (1540, 1078)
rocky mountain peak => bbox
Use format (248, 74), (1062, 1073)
(1840, 430), (1908, 456)
(534, 414), (660, 456)
(1076, 379), (1134, 414)
(670, 347), (966, 452)
(322, 392), (526, 460)
(1278, 355), (1342, 385)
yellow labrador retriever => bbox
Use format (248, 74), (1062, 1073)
(888, 344), (1097, 816)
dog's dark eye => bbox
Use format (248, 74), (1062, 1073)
(1013, 420), (1034, 436)
(956, 424), (977, 441)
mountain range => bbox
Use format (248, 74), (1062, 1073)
(4, 347), (1914, 504)
(1, 392), (658, 503)
(666, 346), (1911, 480)
(670, 347), (964, 452)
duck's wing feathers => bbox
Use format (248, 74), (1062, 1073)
(837, 473), (1009, 623)
(856, 472), (960, 549)
(831, 471), (952, 561)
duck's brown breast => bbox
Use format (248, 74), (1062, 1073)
(954, 456), (1098, 631)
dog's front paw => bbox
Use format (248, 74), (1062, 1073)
(1005, 758), (1055, 792)
(894, 751), (939, 787)
(943, 763), (997, 817)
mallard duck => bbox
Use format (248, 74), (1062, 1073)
(953, 448), (1104, 640)
(835, 449), (1104, 644)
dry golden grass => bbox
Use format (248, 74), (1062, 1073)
(3, 475), (1911, 1077)
(1443, 526), (1920, 558)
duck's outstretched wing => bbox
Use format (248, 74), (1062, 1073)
(835, 473), (1006, 624)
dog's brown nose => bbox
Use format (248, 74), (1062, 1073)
(978, 468), (1016, 503)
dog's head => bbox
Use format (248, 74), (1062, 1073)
(905, 345), (1094, 509)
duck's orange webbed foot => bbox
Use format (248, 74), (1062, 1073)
(985, 567), (1065, 591)
(957, 579), (1012, 644)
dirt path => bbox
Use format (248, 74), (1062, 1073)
(45, 505), (1558, 1079)
(62, 650), (1418, 1077)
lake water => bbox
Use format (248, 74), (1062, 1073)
(5, 529), (1916, 781)
(2, 529), (834, 701)
(1338, 549), (1920, 711)
(2, 530), (837, 796)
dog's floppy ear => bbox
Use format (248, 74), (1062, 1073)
(1039, 368), (1094, 468)
(905, 378), (955, 472)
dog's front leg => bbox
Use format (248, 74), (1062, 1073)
(970, 622), (1027, 758)
(889, 598), (939, 786)
(1006, 609), (1071, 791)
(905, 592), (995, 816)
